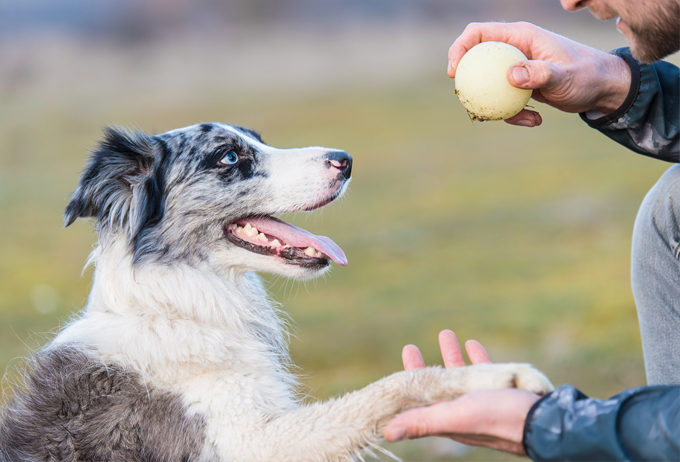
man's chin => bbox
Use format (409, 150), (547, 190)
(629, 33), (680, 64)
(618, 2), (680, 64)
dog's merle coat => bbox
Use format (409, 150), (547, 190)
(0, 123), (553, 461)
(1, 348), (205, 461)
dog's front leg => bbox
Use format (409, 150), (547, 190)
(254, 363), (552, 462)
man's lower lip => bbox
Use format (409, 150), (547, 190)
(615, 17), (628, 33)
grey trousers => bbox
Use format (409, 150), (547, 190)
(632, 164), (680, 385)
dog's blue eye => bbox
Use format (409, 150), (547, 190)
(220, 151), (239, 166)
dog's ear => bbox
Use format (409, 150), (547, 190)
(64, 127), (163, 240)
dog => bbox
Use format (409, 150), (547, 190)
(0, 123), (553, 461)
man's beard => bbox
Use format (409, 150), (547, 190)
(587, 1), (679, 63)
(629, 12), (680, 63)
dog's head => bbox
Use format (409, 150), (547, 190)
(65, 123), (351, 279)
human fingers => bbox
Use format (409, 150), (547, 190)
(507, 60), (562, 92)
(503, 109), (543, 127)
(385, 401), (457, 442)
(448, 22), (543, 78)
(464, 340), (492, 364)
(402, 344), (426, 370)
(438, 330), (467, 368)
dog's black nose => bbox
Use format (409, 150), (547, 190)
(325, 151), (352, 179)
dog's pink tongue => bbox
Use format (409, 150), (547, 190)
(245, 216), (347, 266)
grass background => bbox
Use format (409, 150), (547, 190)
(1, 7), (677, 461)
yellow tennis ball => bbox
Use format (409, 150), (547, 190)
(455, 42), (532, 121)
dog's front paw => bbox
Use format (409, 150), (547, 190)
(454, 363), (554, 396)
(506, 363), (554, 396)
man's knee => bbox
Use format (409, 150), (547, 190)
(650, 164), (680, 200)
(635, 165), (680, 257)
(632, 165), (680, 385)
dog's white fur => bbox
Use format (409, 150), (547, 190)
(53, 243), (551, 461)
(55, 240), (298, 460)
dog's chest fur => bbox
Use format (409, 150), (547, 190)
(0, 240), (300, 461)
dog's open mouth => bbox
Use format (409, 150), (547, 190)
(224, 216), (347, 267)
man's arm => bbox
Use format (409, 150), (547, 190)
(580, 47), (680, 161)
(525, 384), (680, 461)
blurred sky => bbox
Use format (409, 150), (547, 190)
(0, 0), (641, 125)
(0, 1), (599, 38)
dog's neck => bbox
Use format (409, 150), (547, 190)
(54, 238), (294, 387)
(87, 239), (277, 326)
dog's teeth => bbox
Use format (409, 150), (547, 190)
(243, 223), (258, 237)
(315, 250), (323, 258)
(256, 233), (268, 243)
(271, 239), (282, 248)
(304, 246), (317, 257)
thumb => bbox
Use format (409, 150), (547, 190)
(508, 60), (559, 91)
(384, 408), (433, 442)
(385, 403), (455, 442)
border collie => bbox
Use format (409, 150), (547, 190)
(0, 123), (552, 461)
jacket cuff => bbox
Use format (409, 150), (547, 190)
(579, 48), (641, 128)
(522, 391), (552, 457)
(522, 384), (630, 461)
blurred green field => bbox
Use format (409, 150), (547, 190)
(0, 38), (673, 459)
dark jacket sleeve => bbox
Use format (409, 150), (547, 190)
(523, 384), (680, 461)
(579, 47), (680, 162)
